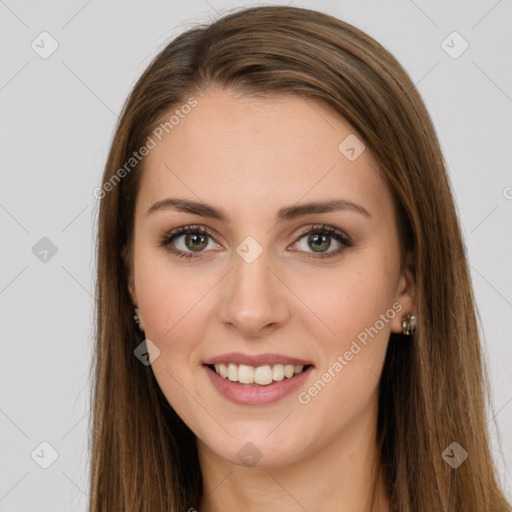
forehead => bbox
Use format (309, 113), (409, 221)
(137, 88), (391, 223)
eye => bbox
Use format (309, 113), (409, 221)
(160, 224), (353, 260)
(160, 225), (220, 260)
(291, 224), (353, 259)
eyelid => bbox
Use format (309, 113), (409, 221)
(293, 224), (352, 244)
(162, 223), (351, 243)
(160, 223), (353, 259)
(162, 224), (217, 239)
(160, 224), (221, 249)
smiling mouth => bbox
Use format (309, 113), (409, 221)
(205, 363), (312, 386)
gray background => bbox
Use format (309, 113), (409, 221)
(1, 0), (511, 510)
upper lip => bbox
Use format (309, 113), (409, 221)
(203, 352), (313, 367)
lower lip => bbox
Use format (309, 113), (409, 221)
(204, 365), (314, 405)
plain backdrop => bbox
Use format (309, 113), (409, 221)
(0, 0), (511, 510)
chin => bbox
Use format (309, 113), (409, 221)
(199, 428), (308, 469)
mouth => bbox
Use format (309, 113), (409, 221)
(202, 352), (315, 404)
(205, 362), (313, 386)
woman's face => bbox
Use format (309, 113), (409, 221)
(127, 87), (415, 468)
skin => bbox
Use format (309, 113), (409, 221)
(126, 87), (416, 512)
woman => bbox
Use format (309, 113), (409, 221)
(89, 5), (511, 511)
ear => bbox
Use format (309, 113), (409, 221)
(121, 244), (138, 306)
(390, 251), (416, 334)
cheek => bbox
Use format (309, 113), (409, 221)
(292, 253), (398, 350)
(134, 256), (216, 431)
(293, 268), (393, 435)
(287, 254), (398, 424)
(133, 245), (222, 372)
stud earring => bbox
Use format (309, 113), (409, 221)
(401, 314), (416, 335)
(133, 308), (144, 331)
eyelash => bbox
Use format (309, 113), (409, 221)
(159, 224), (353, 261)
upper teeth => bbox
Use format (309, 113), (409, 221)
(214, 363), (305, 385)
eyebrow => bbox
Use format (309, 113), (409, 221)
(146, 197), (371, 221)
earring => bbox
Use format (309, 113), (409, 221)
(401, 314), (416, 335)
(133, 308), (144, 331)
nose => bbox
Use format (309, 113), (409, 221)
(217, 248), (290, 337)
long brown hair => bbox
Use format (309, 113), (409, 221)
(89, 5), (511, 511)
